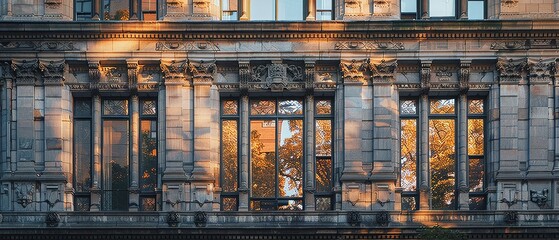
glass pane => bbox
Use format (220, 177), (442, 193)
(315, 120), (332, 156)
(222, 120), (238, 192)
(469, 196), (486, 210)
(278, 119), (303, 197)
(400, 100), (417, 115)
(278, 100), (303, 115)
(468, 119), (484, 155)
(315, 197), (332, 211)
(469, 158), (484, 192)
(468, 1), (484, 20)
(316, 100), (332, 115)
(222, 100), (238, 115)
(251, 120), (276, 198)
(430, 99), (455, 114)
(429, 0), (455, 17)
(402, 196), (417, 210)
(74, 100), (92, 117)
(316, 158), (332, 193)
(77, 0), (92, 12)
(103, 0), (131, 20)
(141, 0), (157, 11)
(468, 99), (484, 114)
(103, 100), (128, 115)
(222, 197), (238, 211)
(278, 199), (303, 210)
(278, 0), (303, 20)
(140, 120), (157, 192)
(222, 0), (238, 10)
(251, 200), (276, 211)
(222, 11), (238, 20)
(142, 100), (157, 115)
(401, 0), (417, 12)
(317, 0), (332, 9)
(75, 197), (90, 211)
(250, 100), (276, 115)
(74, 120), (92, 192)
(316, 11), (332, 20)
(141, 197), (156, 211)
(143, 12), (156, 20)
(102, 120), (129, 211)
(400, 119), (417, 192)
(250, 0), (275, 20)
(429, 119), (455, 210)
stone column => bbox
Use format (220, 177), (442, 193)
(130, 0), (139, 19)
(369, 59), (398, 210)
(92, 0), (101, 20)
(460, 0), (468, 18)
(0, 64), (14, 211)
(306, 0), (316, 20)
(339, 59), (368, 210)
(129, 95), (140, 211)
(421, 0), (428, 18)
(189, 60), (217, 211)
(457, 61), (470, 210)
(305, 95), (315, 210)
(239, 0), (249, 20)
(239, 94), (249, 211)
(91, 94), (102, 211)
(160, 60), (189, 211)
(39, 59), (68, 211)
(419, 61), (430, 209)
(495, 58), (526, 210)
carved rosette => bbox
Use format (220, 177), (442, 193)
(188, 60), (216, 84)
(528, 59), (554, 84)
(160, 60), (187, 84)
(340, 59), (368, 83)
(39, 59), (65, 85)
(497, 58), (526, 83)
(420, 62), (431, 93)
(369, 59), (397, 84)
(459, 61), (471, 93)
(11, 59), (38, 85)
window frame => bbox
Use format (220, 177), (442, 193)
(399, 98), (420, 211)
(139, 98), (158, 211)
(467, 98), (487, 210)
(73, 98), (93, 211)
(314, 98), (334, 211)
(220, 98), (241, 211)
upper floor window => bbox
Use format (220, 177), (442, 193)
(400, 0), (485, 19)
(75, 0), (160, 20)
(76, 0), (93, 20)
(316, 0), (334, 20)
(220, 0), (332, 21)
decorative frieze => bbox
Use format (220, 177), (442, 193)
(244, 62), (304, 92)
(305, 61), (315, 91)
(160, 60), (188, 83)
(0, 41), (77, 51)
(527, 58), (554, 84)
(156, 41), (219, 51)
(497, 58), (526, 83)
(11, 59), (38, 85)
(335, 41), (404, 50)
(340, 59), (368, 83)
(490, 41), (527, 50)
(39, 59), (65, 85)
(369, 59), (397, 84)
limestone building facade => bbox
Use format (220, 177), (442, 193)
(1, 0), (559, 239)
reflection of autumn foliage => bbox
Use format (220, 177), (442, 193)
(251, 129), (275, 197)
(429, 119), (455, 210)
(315, 120), (332, 193)
(400, 119), (417, 191)
(278, 120), (303, 197)
(222, 120), (238, 192)
(140, 128), (157, 191)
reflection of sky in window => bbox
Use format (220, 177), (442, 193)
(468, 1), (484, 19)
(278, 0), (303, 20)
(429, 0), (455, 17)
(251, 0), (275, 20)
(401, 0), (417, 12)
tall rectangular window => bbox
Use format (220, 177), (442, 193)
(221, 99), (240, 211)
(73, 99), (92, 211)
(102, 100), (130, 211)
(429, 0), (456, 17)
(400, 0), (418, 19)
(141, 0), (158, 20)
(277, 0), (303, 20)
(400, 99), (418, 210)
(316, 0), (333, 20)
(315, 99), (333, 211)
(221, 0), (238, 20)
(467, 0), (484, 19)
(468, 99), (486, 210)
(75, 0), (93, 20)
(250, 0), (275, 20)
(140, 99), (157, 211)
(103, 0), (131, 20)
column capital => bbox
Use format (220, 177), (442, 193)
(497, 58), (527, 84)
(11, 59), (38, 86)
(340, 59), (368, 84)
(188, 59), (216, 85)
(527, 58), (554, 85)
(369, 58), (397, 84)
(39, 59), (66, 86)
(160, 59), (188, 85)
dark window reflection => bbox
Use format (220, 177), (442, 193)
(76, 0), (93, 20)
(75, 120), (92, 192)
(102, 120), (130, 211)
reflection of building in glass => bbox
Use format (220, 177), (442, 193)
(1, 0), (559, 239)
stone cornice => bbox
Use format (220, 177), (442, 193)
(0, 20), (558, 40)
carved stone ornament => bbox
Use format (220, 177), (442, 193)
(369, 59), (397, 83)
(39, 59), (65, 84)
(503, 211), (518, 224)
(88, 62), (101, 83)
(340, 59), (368, 83)
(44, 0), (63, 9)
(248, 63), (304, 91)
(497, 58), (526, 83)
(335, 41), (404, 50)
(459, 62), (471, 93)
(11, 59), (38, 85)
(160, 60), (187, 83)
(420, 62), (431, 93)
(166, 0), (183, 8)
(101, 67), (126, 83)
(434, 66), (453, 82)
(344, 0), (364, 16)
(529, 189), (549, 208)
(167, 211), (180, 227)
(373, 0), (391, 16)
(346, 211), (361, 226)
(14, 182), (35, 208)
(45, 212), (60, 227)
(155, 41), (219, 51)
(490, 41), (527, 50)
(501, 0), (519, 8)
(192, 0), (211, 15)
(376, 211), (390, 226)
(0, 41), (76, 51)
(188, 60), (216, 83)
(528, 59), (554, 84)
(194, 211), (208, 227)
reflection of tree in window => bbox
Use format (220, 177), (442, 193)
(278, 120), (303, 197)
(222, 120), (238, 192)
(251, 127), (275, 198)
(400, 119), (417, 192)
(140, 121), (157, 191)
(429, 119), (455, 210)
